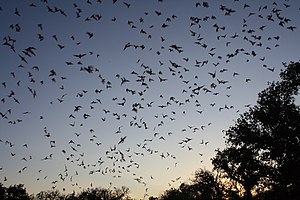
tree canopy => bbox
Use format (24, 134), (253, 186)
(159, 169), (223, 200)
(212, 62), (300, 199)
(0, 183), (131, 200)
(0, 183), (31, 200)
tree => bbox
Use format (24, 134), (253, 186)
(0, 184), (31, 200)
(213, 146), (266, 199)
(111, 186), (130, 200)
(159, 186), (186, 200)
(76, 186), (130, 200)
(65, 191), (78, 200)
(0, 184), (133, 200)
(148, 196), (158, 200)
(35, 190), (64, 200)
(212, 62), (300, 199)
(77, 187), (109, 200)
(0, 183), (6, 200)
(190, 169), (223, 200)
(159, 169), (224, 200)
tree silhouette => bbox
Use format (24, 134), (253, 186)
(36, 190), (64, 200)
(212, 62), (300, 199)
(0, 184), (133, 200)
(159, 169), (223, 200)
(190, 169), (223, 200)
(148, 197), (158, 200)
(76, 186), (130, 200)
(0, 183), (31, 200)
(0, 183), (6, 200)
(212, 146), (266, 199)
(65, 191), (77, 200)
(159, 186), (187, 200)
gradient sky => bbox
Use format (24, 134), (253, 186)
(0, 0), (300, 199)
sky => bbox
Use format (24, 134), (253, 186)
(0, 0), (300, 199)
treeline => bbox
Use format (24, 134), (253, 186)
(0, 183), (133, 200)
(1, 63), (299, 200)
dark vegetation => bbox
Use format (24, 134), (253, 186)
(1, 62), (299, 199)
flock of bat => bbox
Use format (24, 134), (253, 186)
(0, 0), (299, 198)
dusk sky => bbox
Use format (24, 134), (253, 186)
(0, 0), (300, 199)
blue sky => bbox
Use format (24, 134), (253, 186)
(0, 0), (300, 199)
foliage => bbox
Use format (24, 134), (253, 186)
(36, 190), (64, 200)
(190, 169), (223, 199)
(159, 169), (224, 200)
(0, 183), (31, 200)
(76, 186), (130, 200)
(212, 62), (300, 199)
(0, 183), (131, 200)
